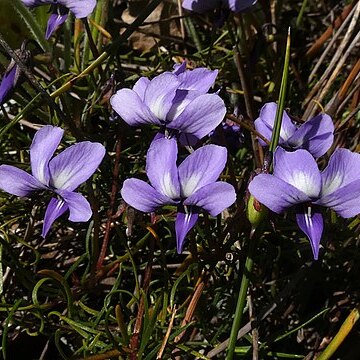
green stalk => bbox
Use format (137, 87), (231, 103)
(226, 232), (256, 360)
(269, 28), (291, 154)
(317, 307), (360, 360)
(296, 0), (309, 29)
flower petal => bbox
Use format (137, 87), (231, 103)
(110, 89), (161, 126)
(184, 181), (236, 216)
(296, 205), (323, 260)
(57, 189), (92, 222)
(146, 137), (180, 199)
(132, 77), (150, 100)
(144, 72), (181, 121)
(182, 0), (221, 13)
(58, 0), (96, 18)
(173, 62), (186, 75)
(177, 68), (218, 93)
(227, 0), (257, 12)
(30, 125), (64, 186)
(0, 65), (17, 105)
(320, 148), (360, 197)
(273, 148), (322, 198)
(287, 114), (334, 157)
(49, 141), (105, 191)
(45, 7), (68, 39)
(168, 93), (226, 139)
(0, 165), (45, 196)
(248, 174), (312, 214)
(316, 180), (360, 218)
(121, 179), (177, 213)
(255, 102), (296, 144)
(42, 197), (68, 237)
(178, 144), (227, 197)
(175, 206), (199, 253)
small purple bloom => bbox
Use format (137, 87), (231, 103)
(182, 0), (257, 13)
(249, 147), (360, 259)
(21, 0), (96, 39)
(254, 102), (334, 158)
(121, 137), (236, 253)
(0, 126), (105, 237)
(0, 44), (31, 105)
(0, 64), (18, 105)
(110, 63), (226, 142)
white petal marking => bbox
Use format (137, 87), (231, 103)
(181, 174), (201, 198)
(287, 171), (319, 198)
(161, 172), (179, 199)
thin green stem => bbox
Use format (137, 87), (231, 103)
(269, 28), (291, 154)
(226, 232), (257, 360)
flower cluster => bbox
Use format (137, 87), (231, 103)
(113, 62), (237, 252)
(249, 102), (360, 259)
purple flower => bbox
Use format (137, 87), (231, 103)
(110, 63), (226, 142)
(0, 44), (31, 105)
(21, 0), (96, 39)
(0, 126), (105, 237)
(121, 137), (236, 253)
(249, 147), (360, 259)
(0, 64), (18, 105)
(254, 102), (334, 158)
(182, 0), (257, 13)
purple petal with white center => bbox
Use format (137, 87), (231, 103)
(0, 65), (17, 105)
(296, 205), (323, 260)
(287, 114), (334, 157)
(248, 174), (312, 214)
(227, 0), (257, 12)
(146, 137), (180, 199)
(110, 89), (162, 126)
(320, 148), (360, 197)
(168, 93), (226, 139)
(132, 77), (150, 100)
(182, 0), (221, 13)
(316, 180), (360, 218)
(255, 102), (296, 144)
(121, 179), (177, 213)
(178, 144), (227, 197)
(184, 181), (236, 216)
(175, 206), (199, 253)
(173, 62), (186, 75)
(30, 126), (64, 186)
(42, 197), (68, 237)
(166, 89), (201, 121)
(273, 148), (322, 199)
(49, 141), (105, 191)
(254, 117), (277, 146)
(0, 165), (45, 196)
(144, 72), (181, 121)
(57, 189), (92, 222)
(45, 7), (68, 40)
(177, 68), (218, 92)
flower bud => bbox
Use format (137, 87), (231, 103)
(246, 194), (268, 228)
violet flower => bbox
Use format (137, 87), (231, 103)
(182, 0), (257, 13)
(110, 63), (226, 142)
(121, 137), (236, 253)
(0, 44), (31, 105)
(0, 63), (19, 105)
(0, 126), (105, 237)
(249, 147), (360, 259)
(21, 0), (96, 39)
(254, 102), (334, 158)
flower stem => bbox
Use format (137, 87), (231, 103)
(226, 230), (257, 360)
